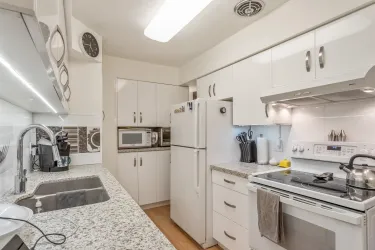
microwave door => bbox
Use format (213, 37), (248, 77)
(119, 131), (144, 148)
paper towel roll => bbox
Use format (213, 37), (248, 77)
(257, 134), (268, 165)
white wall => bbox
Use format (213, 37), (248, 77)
(102, 55), (179, 175)
(180, 0), (375, 83)
(0, 99), (32, 196)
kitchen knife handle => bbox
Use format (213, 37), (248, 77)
(224, 231), (236, 241)
(305, 50), (311, 72)
(319, 46), (325, 68)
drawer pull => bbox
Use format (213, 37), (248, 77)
(224, 231), (236, 240)
(224, 201), (236, 208)
(224, 179), (235, 185)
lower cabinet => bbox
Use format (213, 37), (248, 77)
(117, 150), (171, 206)
(212, 170), (249, 250)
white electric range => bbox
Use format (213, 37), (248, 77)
(248, 141), (375, 250)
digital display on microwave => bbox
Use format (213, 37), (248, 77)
(122, 133), (142, 144)
(327, 146), (341, 151)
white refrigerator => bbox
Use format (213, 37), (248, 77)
(170, 99), (239, 248)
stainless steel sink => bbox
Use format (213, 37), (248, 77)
(16, 177), (110, 213)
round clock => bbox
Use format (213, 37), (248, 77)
(80, 32), (99, 58)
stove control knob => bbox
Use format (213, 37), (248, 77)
(292, 145), (298, 152)
(298, 145), (305, 152)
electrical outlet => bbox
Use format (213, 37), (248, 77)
(273, 139), (283, 152)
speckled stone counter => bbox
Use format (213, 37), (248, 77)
(1, 164), (175, 250)
(211, 162), (282, 179)
(118, 147), (170, 153)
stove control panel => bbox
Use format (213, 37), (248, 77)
(291, 141), (375, 164)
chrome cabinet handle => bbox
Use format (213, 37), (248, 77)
(133, 112), (136, 123)
(140, 157), (142, 166)
(224, 179), (235, 185)
(208, 85), (211, 97)
(213, 83), (216, 96)
(134, 157), (136, 167)
(319, 46), (325, 68)
(224, 201), (236, 208)
(305, 51), (311, 72)
(140, 112), (143, 123)
(265, 104), (269, 118)
(224, 231), (236, 241)
(102, 110), (105, 121)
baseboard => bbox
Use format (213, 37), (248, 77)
(141, 200), (170, 210)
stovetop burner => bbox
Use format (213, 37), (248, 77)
(254, 170), (375, 202)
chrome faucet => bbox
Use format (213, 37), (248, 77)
(15, 124), (63, 194)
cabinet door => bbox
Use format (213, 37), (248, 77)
(117, 79), (138, 126)
(138, 151), (157, 205)
(117, 153), (138, 203)
(315, 4), (375, 80)
(156, 150), (171, 202)
(137, 81), (157, 127)
(271, 31), (315, 88)
(212, 66), (233, 100)
(233, 51), (272, 125)
(157, 85), (188, 127)
(197, 74), (213, 99)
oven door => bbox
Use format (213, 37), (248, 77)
(118, 130), (149, 148)
(247, 183), (367, 250)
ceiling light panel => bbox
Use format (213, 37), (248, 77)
(144, 0), (214, 43)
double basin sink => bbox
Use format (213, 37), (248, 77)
(16, 177), (109, 213)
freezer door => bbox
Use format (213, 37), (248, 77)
(171, 100), (206, 148)
(170, 146), (206, 244)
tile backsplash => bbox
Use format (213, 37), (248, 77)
(252, 98), (375, 162)
(0, 98), (32, 196)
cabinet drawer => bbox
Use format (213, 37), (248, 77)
(212, 170), (248, 195)
(213, 211), (248, 250)
(213, 184), (248, 229)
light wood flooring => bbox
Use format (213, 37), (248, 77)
(145, 205), (222, 250)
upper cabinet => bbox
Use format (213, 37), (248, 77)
(197, 66), (234, 100)
(315, 4), (375, 80)
(233, 50), (292, 126)
(157, 84), (189, 127)
(138, 82), (157, 127)
(271, 31), (315, 89)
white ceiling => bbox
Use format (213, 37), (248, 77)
(72, 0), (287, 66)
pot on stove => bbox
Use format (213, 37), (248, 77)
(339, 154), (375, 190)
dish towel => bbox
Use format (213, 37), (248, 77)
(56, 190), (87, 210)
(257, 188), (284, 244)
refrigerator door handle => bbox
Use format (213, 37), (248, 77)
(194, 102), (200, 148)
(193, 149), (200, 195)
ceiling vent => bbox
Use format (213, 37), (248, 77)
(234, 0), (264, 17)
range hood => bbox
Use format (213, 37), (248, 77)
(0, 4), (68, 114)
(260, 66), (375, 107)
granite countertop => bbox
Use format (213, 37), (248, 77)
(118, 147), (170, 153)
(1, 164), (175, 250)
(211, 162), (283, 179)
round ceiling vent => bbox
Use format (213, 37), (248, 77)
(234, 0), (264, 17)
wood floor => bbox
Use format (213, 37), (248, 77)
(145, 205), (222, 250)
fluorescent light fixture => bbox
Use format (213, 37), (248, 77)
(361, 87), (375, 93)
(144, 0), (214, 42)
(0, 55), (58, 113)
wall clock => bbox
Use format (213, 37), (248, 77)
(80, 32), (99, 58)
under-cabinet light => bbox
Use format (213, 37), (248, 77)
(0, 55), (58, 113)
(144, 0), (214, 42)
(361, 87), (375, 93)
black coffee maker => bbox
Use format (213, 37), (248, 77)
(37, 131), (71, 172)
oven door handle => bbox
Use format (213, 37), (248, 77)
(247, 183), (363, 225)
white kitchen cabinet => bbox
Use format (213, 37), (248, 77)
(271, 31), (315, 89)
(315, 4), (375, 81)
(157, 85), (189, 127)
(233, 50), (292, 125)
(138, 82), (157, 127)
(117, 152), (139, 203)
(197, 74), (213, 99)
(138, 151), (157, 206)
(117, 150), (171, 206)
(197, 66), (233, 100)
(117, 80), (157, 127)
(156, 150), (171, 202)
(117, 79), (138, 126)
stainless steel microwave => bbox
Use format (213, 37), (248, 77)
(118, 128), (151, 148)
